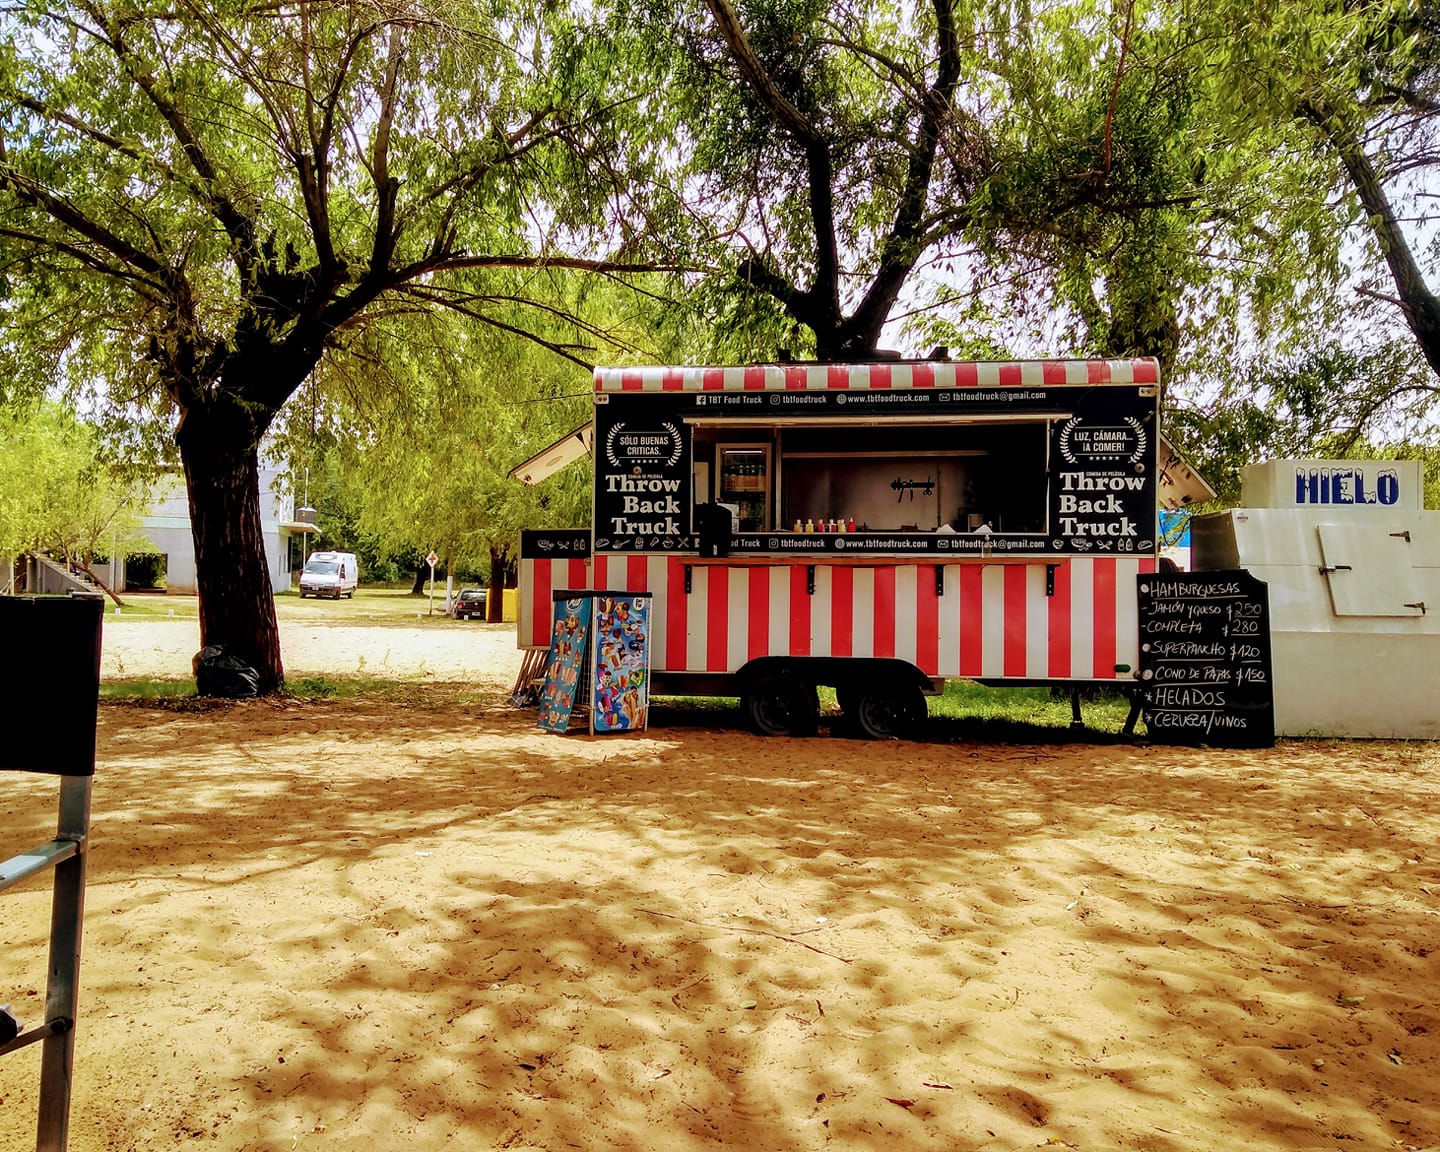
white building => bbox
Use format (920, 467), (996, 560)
(132, 466), (318, 594)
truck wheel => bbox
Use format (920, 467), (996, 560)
(853, 683), (924, 740)
(742, 672), (818, 738)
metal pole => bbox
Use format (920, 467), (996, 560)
(36, 774), (92, 1152)
(302, 469), (310, 566)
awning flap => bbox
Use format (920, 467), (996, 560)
(1157, 435), (1217, 510)
(509, 422), (594, 486)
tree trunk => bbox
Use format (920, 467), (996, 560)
(487, 543), (511, 623)
(76, 560), (126, 608)
(411, 561), (428, 594)
(177, 408), (284, 694)
(1306, 99), (1440, 380)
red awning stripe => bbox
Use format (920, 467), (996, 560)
(594, 359), (1160, 392)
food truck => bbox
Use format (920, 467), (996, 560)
(516, 357), (1216, 738)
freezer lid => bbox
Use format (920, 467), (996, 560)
(1317, 522), (1426, 617)
(509, 422), (594, 486)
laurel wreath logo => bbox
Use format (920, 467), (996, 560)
(1124, 416), (1148, 463)
(1059, 416), (1148, 463)
(1058, 417), (1078, 464)
(604, 421), (683, 468)
(660, 422), (682, 467)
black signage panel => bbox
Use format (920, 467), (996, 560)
(0, 595), (104, 775)
(1048, 394), (1156, 555)
(520, 529), (592, 560)
(592, 405), (691, 550)
(591, 385), (1159, 557)
(686, 386), (1068, 417)
(1137, 570), (1274, 747)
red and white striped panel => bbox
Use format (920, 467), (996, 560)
(594, 359), (1160, 393)
(517, 555), (592, 650)
(520, 556), (1157, 682)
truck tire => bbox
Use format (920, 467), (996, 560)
(741, 671), (819, 738)
(852, 682), (925, 740)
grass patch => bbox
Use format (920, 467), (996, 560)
(101, 678), (196, 701)
(651, 682), (1142, 743)
(925, 681), (1140, 743)
(930, 681), (1132, 725)
(100, 598), (197, 620)
(99, 677), (509, 711)
(99, 673), (1143, 741)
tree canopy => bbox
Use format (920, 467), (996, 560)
(0, 0), (668, 689)
(2, 0), (1439, 695)
(0, 400), (154, 598)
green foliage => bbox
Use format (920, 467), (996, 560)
(272, 280), (615, 571)
(1187, 0), (1440, 377)
(0, 0), (686, 686)
(0, 400), (155, 569)
(1166, 339), (1440, 504)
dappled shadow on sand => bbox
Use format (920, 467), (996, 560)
(2, 697), (1437, 1151)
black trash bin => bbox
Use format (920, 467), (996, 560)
(0, 595), (104, 776)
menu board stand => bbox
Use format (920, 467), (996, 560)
(537, 591), (652, 735)
(1136, 570), (1274, 747)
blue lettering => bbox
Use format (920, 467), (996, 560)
(1295, 466), (1403, 506)
(1379, 469), (1400, 505)
(1333, 469), (1352, 504)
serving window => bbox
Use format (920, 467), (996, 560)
(690, 419), (1052, 536)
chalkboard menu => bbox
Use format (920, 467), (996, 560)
(1136, 570), (1274, 747)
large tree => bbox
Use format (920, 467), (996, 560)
(610, 0), (1332, 375)
(0, 0), (663, 691)
(1199, 0), (1440, 381)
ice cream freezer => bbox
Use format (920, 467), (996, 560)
(1191, 459), (1439, 739)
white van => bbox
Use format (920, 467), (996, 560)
(298, 551), (359, 599)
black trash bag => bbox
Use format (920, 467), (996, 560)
(192, 645), (261, 699)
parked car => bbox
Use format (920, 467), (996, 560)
(452, 588), (487, 620)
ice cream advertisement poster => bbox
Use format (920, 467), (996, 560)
(537, 598), (591, 733)
(591, 594), (652, 733)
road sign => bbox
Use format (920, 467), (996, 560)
(426, 550), (438, 568)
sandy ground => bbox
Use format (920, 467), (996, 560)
(98, 613), (516, 684)
(2, 615), (1439, 1151)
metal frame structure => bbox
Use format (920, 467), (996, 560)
(2, 594), (102, 1152)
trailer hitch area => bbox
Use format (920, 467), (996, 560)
(1318, 564), (1352, 575)
(1404, 601), (1427, 614)
(0, 1004), (19, 1045)
(1391, 530), (1412, 543)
